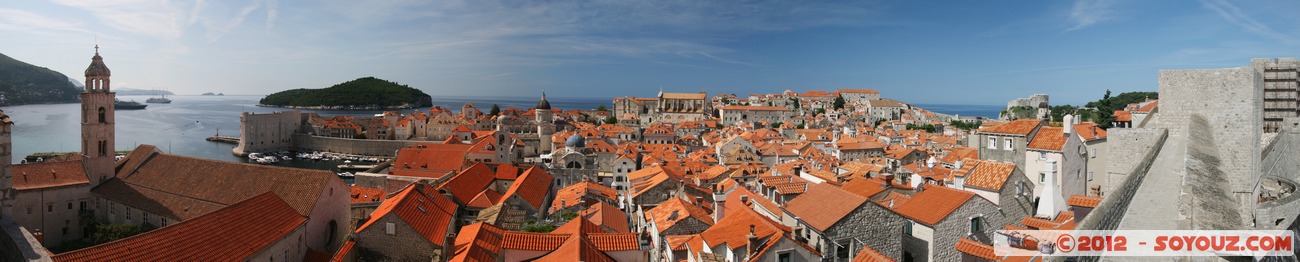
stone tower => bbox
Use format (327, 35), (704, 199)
(81, 45), (116, 186)
(536, 92), (554, 155)
(0, 112), (12, 220)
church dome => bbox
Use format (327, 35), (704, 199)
(85, 47), (111, 77)
(565, 134), (585, 148)
(536, 92), (552, 110)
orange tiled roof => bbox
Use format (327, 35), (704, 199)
(893, 185), (975, 225)
(502, 166), (554, 210)
(1074, 122), (1107, 141)
(1027, 127), (1068, 151)
(580, 202), (631, 233)
(954, 238), (1001, 261)
(1067, 195), (1102, 208)
(978, 119), (1041, 136)
(1135, 100), (1158, 112)
(349, 185), (386, 203)
(551, 181), (618, 211)
(501, 232), (571, 251)
(330, 240), (355, 262)
(837, 89), (880, 94)
(12, 160), (89, 190)
(852, 245), (896, 262)
(646, 197), (714, 233)
(840, 177), (888, 198)
(466, 189), (503, 209)
(720, 105), (788, 111)
(449, 223), (504, 262)
(1113, 110), (1132, 122)
(53, 192), (306, 262)
(355, 184), (458, 247)
(962, 160), (1017, 191)
(700, 201), (791, 250)
(437, 163), (497, 204)
(784, 183), (868, 231)
(389, 144), (472, 178)
(531, 235), (617, 262)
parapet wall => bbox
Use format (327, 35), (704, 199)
(235, 110), (306, 155)
(1079, 128), (1167, 231)
(1102, 128), (1167, 195)
(1156, 67), (1263, 211)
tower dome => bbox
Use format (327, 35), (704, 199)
(565, 134), (585, 148)
(85, 45), (111, 77)
(536, 92), (552, 110)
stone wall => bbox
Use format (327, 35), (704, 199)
(353, 214), (441, 261)
(1101, 128), (1167, 195)
(1156, 67), (1263, 218)
(0, 220), (50, 261)
(929, 198), (1004, 262)
(235, 110), (305, 155)
(1078, 128), (1167, 232)
(823, 202), (906, 261)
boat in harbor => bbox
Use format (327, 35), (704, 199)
(115, 99), (147, 110)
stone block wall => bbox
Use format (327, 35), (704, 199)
(1156, 67), (1263, 216)
(293, 134), (430, 157)
(1103, 128), (1167, 195)
(824, 202), (906, 261)
(1080, 129), (1167, 231)
(353, 214), (440, 261)
(235, 110), (305, 155)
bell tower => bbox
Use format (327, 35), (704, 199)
(81, 45), (115, 186)
(536, 92), (554, 155)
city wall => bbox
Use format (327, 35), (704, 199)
(1156, 67), (1263, 217)
(292, 134), (431, 157)
(1079, 128), (1167, 231)
(235, 110), (434, 157)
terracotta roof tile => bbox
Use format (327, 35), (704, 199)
(961, 160), (1018, 191)
(449, 223), (504, 262)
(893, 185), (975, 225)
(1073, 122), (1107, 141)
(349, 185), (387, 204)
(1113, 110), (1132, 122)
(466, 189), (503, 209)
(501, 232), (570, 251)
(437, 163), (497, 204)
(502, 166), (554, 210)
(531, 235), (616, 262)
(355, 183), (458, 246)
(389, 144), (472, 178)
(1135, 100), (1158, 112)
(840, 177), (888, 198)
(53, 192), (306, 261)
(580, 202), (631, 233)
(978, 119), (1041, 136)
(701, 201), (790, 250)
(330, 240), (355, 262)
(955, 238), (1001, 261)
(784, 183), (868, 231)
(851, 245), (895, 262)
(584, 233), (641, 251)
(1067, 195), (1102, 208)
(12, 160), (89, 190)
(646, 197), (714, 233)
(1027, 127), (1067, 151)
(551, 181), (618, 211)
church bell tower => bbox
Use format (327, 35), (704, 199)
(82, 45), (116, 186)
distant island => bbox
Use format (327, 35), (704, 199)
(0, 52), (82, 105)
(200, 92), (224, 96)
(115, 88), (175, 96)
(258, 77), (432, 110)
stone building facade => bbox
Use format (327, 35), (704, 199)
(235, 110), (308, 155)
(613, 91), (711, 126)
(900, 197), (1003, 262)
(719, 106), (793, 126)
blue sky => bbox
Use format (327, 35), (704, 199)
(0, 0), (1297, 105)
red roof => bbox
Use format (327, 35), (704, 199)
(330, 241), (355, 262)
(531, 235), (616, 262)
(961, 160), (1018, 191)
(837, 89), (880, 94)
(840, 177), (888, 198)
(978, 119), (1041, 136)
(355, 183), (458, 246)
(502, 166), (554, 210)
(1134, 100), (1158, 112)
(721, 105), (788, 111)
(551, 181), (619, 211)
(784, 183), (868, 231)
(646, 197), (714, 233)
(53, 192), (306, 261)
(893, 185), (976, 225)
(1113, 110), (1132, 122)
(437, 163), (497, 204)
(448, 223), (505, 262)
(349, 185), (387, 203)
(1073, 122), (1107, 141)
(1067, 195), (1102, 208)
(465, 189), (503, 209)
(580, 202), (631, 233)
(700, 201), (791, 250)
(954, 238), (1001, 261)
(1027, 127), (1068, 151)
(390, 144), (472, 178)
(12, 160), (89, 190)
(852, 245), (895, 262)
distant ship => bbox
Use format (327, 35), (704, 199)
(146, 90), (171, 104)
(115, 99), (147, 110)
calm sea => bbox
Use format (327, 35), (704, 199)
(3, 95), (611, 166)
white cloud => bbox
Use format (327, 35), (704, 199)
(50, 0), (186, 39)
(1065, 0), (1115, 32)
(1200, 0), (1297, 44)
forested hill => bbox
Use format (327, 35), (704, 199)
(0, 53), (82, 105)
(259, 77), (433, 110)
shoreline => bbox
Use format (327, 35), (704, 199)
(255, 103), (420, 111)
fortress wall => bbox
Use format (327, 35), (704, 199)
(1156, 67), (1263, 223)
(235, 110), (304, 155)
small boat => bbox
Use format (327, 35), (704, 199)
(115, 99), (147, 110)
(146, 90), (171, 104)
(337, 172), (355, 178)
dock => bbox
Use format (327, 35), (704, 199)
(337, 164), (378, 171)
(206, 136), (240, 144)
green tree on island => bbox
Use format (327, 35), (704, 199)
(490, 104), (501, 115)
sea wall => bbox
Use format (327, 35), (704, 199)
(234, 110), (306, 155)
(292, 134), (432, 157)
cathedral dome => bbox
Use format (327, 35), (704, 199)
(536, 92), (552, 110)
(565, 134), (585, 148)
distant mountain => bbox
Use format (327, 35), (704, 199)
(259, 77), (433, 110)
(0, 53), (82, 105)
(115, 88), (175, 96)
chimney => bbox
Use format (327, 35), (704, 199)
(882, 173), (895, 187)
(746, 225), (759, 258)
(739, 195), (750, 206)
(712, 185), (727, 223)
(1036, 159), (1067, 219)
(1063, 115), (1074, 138)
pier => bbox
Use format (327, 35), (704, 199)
(206, 136), (240, 144)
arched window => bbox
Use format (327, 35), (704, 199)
(98, 107), (106, 123)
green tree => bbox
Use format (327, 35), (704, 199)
(595, 105), (607, 111)
(770, 122), (784, 129)
(604, 116), (618, 124)
(560, 211), (578, 220)
(796, 123), (805, 129)
(489, 104), (501, 115)
(814, 108), (827, 115)
(833, 96), (846, 110)
(92, 223), (154, 244)
(789, 98), (801, 109)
